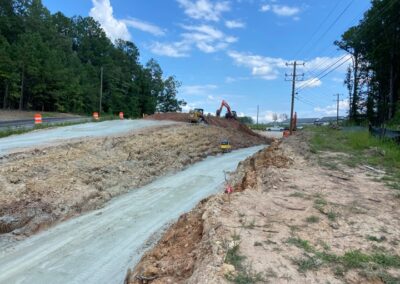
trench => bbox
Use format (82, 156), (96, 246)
(0, 145), (264, 284)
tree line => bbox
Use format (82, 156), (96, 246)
(335, 0), (400, 125)
(0, 0), (185, 117)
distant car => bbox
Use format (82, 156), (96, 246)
(266, 125), (284, 132)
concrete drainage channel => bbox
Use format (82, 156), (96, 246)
(0, 145), (264, 284)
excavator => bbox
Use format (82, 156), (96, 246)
(216, 100), (237, 119)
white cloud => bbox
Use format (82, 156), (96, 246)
(314, 99), (349, 116)
(260, 4), (301, 17)
(176, 0), (230, 21)
(90, 0), (131, 41)
(182, 24), (237, 53)
(122, 18), (165, 36)
(151, 24), (237, 57)
(181, 84), (218, 95)
(227, 50), (285, 80)
(225, 20), (246, 29)
(297, 78), (322, 89)
(228, 51), (348, 82)
(149, 41), (190, 57)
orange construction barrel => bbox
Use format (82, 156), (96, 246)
(93, 112), (99, 120)
(34, 114), (42, 125)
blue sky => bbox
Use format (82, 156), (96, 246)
(43, 0), (371, 121)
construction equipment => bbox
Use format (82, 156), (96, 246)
(220, 139), (232, 153)
(216, 100), (237, 119)
(189, 108), (206, 123)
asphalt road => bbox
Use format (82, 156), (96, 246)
(0, 145), (264, 284)
(0, 117), (90, 130)
(0, 119), (178, 156)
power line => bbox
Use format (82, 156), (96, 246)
(296, 55), (350, 91)
(293, 0), (345, 60)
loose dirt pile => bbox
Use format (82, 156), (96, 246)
(146, 113), (258, 137)
(128, 133), (400, 284)
(0, 123), (268, 238)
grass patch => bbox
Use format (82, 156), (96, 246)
(327, 211), (338, 221)
(225, 235), (265, 283)
(305, 215), (320, 223)
(0, 121), (87, 138)
(367, 235), (387, 243)
(308, 126), (400, 189)
(289, 192), (308, 199)
(287, 237), (400, 280)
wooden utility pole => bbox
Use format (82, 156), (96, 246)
(256, 105), (259, 126)
(99, 66), (103, 114)
(335, 94), (341, 126)
(285, 62), (304, 135)
(19, 68), (24, 110)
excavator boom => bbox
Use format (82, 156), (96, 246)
(216, 100), (237, 119)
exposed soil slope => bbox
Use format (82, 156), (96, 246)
(128, 134), (400, 284)
(146, 113), (259, 137)
(0, 123), (268, 238)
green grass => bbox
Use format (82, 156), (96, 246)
(367, 235), (387, 243)
(287, 237), (400, 281)
(306, 215), (320, 223)
(308, 126), (400, 190)
(225, 235), (265, 283)
(327, 211), (338, 222)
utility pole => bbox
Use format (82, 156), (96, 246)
(285, 61), (304, 135)
(256, 105), (259, 126)
(334, 94), (341, 126)
(99, 66), (103, 114)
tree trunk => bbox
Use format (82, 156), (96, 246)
(389, 51), (395, 120)
(352, 53), (359, 120)
(3, 81), (8, 110)
(19, 69), (24, 111)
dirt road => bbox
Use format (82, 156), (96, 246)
(0, 146), (264, 284)
(0, 119), (177, 156)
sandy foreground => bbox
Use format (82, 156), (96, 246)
(128, 132), (400, 284)
(0, 124), (267, 239)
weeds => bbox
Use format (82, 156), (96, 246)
(327, 211), (338, 222)
(367, 235), (386, 243)
(306, 215), (320, 223)
(308, 126), (400, 191)
(225, 235), (265, 283)
(287, 236), (400, 280)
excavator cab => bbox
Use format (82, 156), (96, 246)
(216, 100), (237, 120)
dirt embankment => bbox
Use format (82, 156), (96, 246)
(146, 113), (259, 138)
(0, 123), (268, 238)
(128, 133), (400, 284)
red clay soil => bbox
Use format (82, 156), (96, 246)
(146, 113), (259, 137)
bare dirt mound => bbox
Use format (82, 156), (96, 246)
(146, 112), (260, 137)
(0, 124), (267, 238)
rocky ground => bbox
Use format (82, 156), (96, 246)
(128, 132), (400, 284)
(0, 122), (267, 239)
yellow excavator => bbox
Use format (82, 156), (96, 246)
(189, 108), (206, 123)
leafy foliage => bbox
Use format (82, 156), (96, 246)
(0, 0), (184, 116)
(335, 0), (400, 125)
